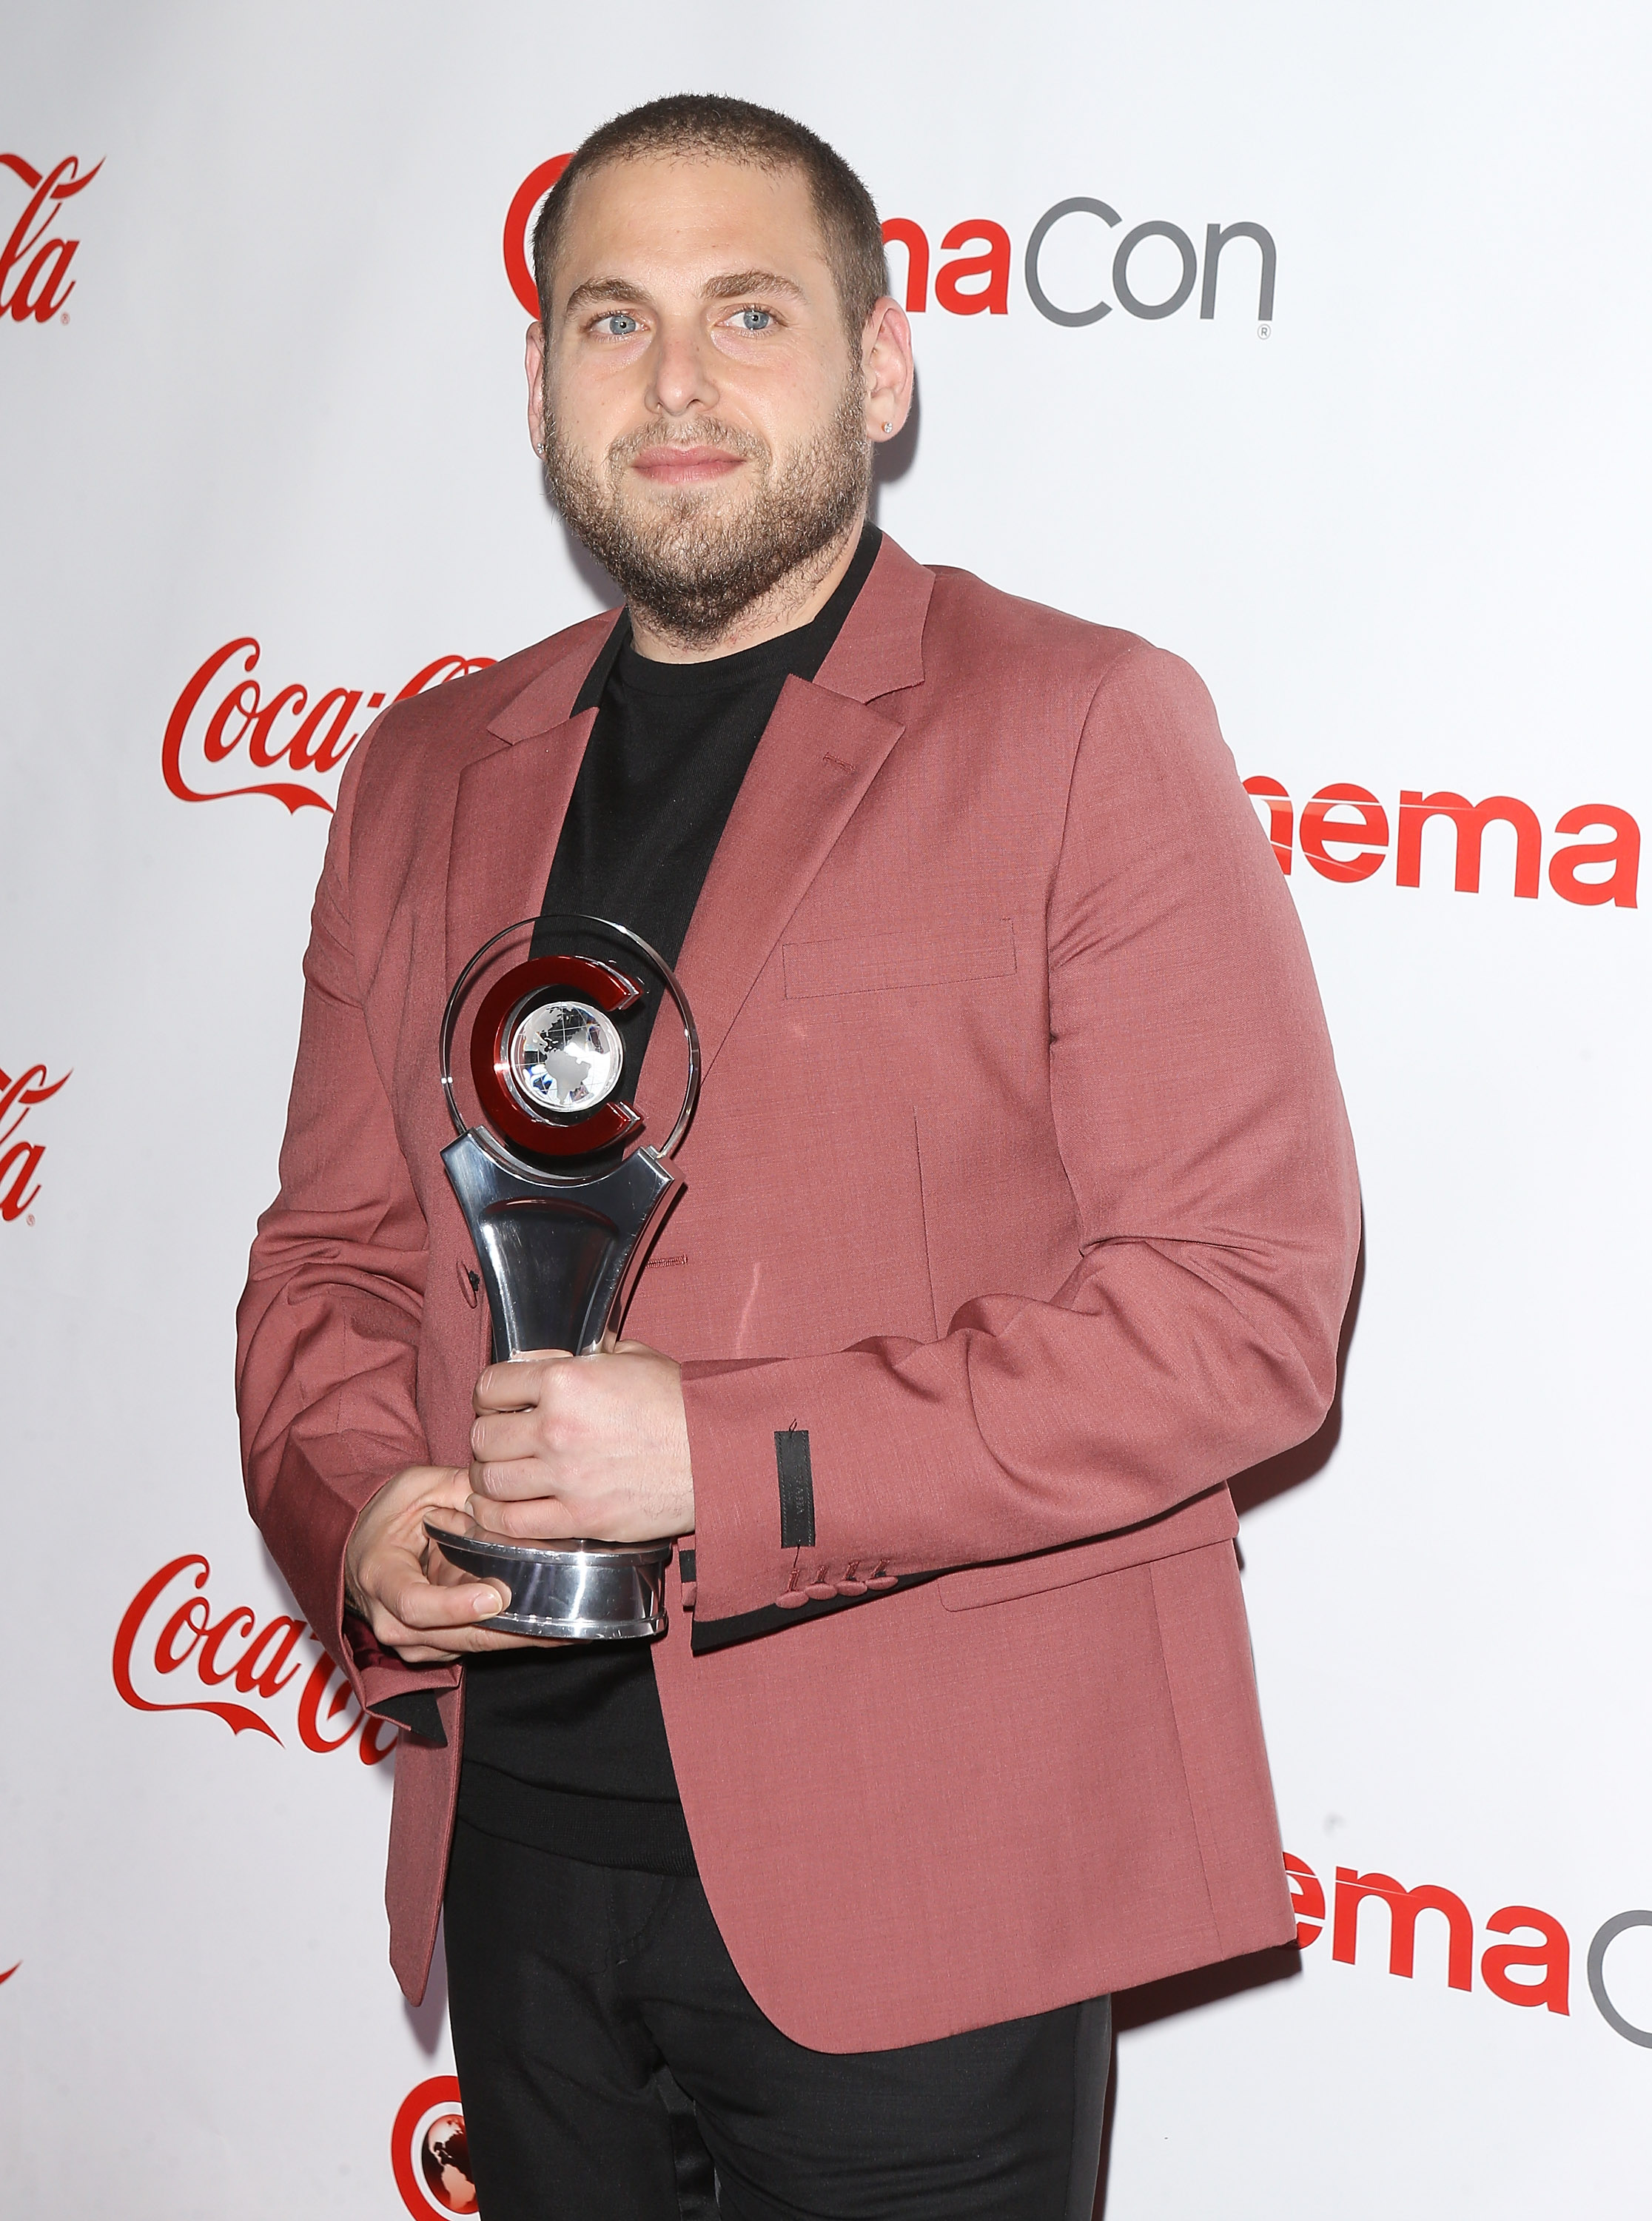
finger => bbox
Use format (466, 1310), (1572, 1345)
(470, 1454), (573, 1503)
(385, 1624), (571, 1661)
(384, 1564), (511, 1629)
(423, 1534), (494, 1590)
(469, 1407), (547, 1466)
(473, 1353), (569, 1413)
(409, 1465), (474, 1511)
(464, 1490), (594, 1544)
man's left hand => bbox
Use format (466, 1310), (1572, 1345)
(468, 1341), (694, 1544)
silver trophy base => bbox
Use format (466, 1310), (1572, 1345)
(426, 1522), (670, 1640)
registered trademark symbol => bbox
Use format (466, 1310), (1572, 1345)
(26, 1214), (35, 1225)
(59, 312), (69, 324)
(1258, 323), (1271, 339)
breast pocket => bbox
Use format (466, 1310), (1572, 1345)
(782, 922), (1017, 999)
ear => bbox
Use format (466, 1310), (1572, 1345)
(862, 298), (914, 443)
(526, 322), (548, 455)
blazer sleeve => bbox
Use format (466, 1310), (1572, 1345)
(235, 731), (457, 1716)
(679, 643), (1361, 1638)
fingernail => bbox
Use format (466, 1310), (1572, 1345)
(474, 1589), (503, 1616)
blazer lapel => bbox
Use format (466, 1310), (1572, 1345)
(673, 677), (906, 1079)
(442, 606), (622, 985)
(670, 535), (933, 1083)
(443, 711), (596, 988)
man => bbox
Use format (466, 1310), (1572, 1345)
(238, 94), (1358, 2221)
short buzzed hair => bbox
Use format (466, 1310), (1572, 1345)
(531, 94), (890, 346)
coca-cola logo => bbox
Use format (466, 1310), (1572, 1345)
(392, 2079), (476, 2216)
(1, 153), (99, 323)
(0, 1059), (68, 1225)
(162, 640), (495, 814)
(113, 1552), (397, 1763)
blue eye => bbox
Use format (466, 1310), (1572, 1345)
(733, 307), (773, 332)
(597, 312), (639, 337)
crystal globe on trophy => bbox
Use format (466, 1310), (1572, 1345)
(423, 914), (699, 1640)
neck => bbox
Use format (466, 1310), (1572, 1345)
(627, 513), (866, 664)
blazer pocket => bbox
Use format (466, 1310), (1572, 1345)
(936, 1486), (1238, 1611)
(782, 921), (1016, 999)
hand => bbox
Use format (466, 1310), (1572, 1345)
(343, 1464), (569, 1664)
(467, 1341), (694, 1545)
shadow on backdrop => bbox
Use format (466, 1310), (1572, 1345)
(1230, 1223), (1366, 1522)
(1092, 1217), (1365, 2217)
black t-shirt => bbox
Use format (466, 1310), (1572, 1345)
(457, 523), (882, 1871)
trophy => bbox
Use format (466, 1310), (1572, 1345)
(423, 914), (699, 1640)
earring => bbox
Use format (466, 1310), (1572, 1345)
(882, 421), (893, 433)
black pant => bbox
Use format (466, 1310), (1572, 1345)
(445, 1819), (1109, 2221)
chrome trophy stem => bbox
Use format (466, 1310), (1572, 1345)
(441, 1131), (679, 1363)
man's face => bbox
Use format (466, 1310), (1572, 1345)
(528, 155), (880, 646)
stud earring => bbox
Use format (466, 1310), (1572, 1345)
(882, 420), (893, 433)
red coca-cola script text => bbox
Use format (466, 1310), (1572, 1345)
(163, 642), (494, 814)
(113, 1552), (396, 1762)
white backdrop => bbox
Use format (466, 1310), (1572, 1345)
(4, 2), (1648, 2213)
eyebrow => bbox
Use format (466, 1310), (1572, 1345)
(560, 276), (653, 318)
(702, 269), (807, 305)
(560, 269), (809, 321)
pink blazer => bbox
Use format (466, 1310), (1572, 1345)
(237, 537), (1360, 2051)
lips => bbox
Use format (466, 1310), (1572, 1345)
(629, 446), (745, 484)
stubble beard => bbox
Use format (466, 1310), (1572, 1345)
(542, 375), (870, 649)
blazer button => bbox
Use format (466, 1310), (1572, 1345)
(805, 1583), (836, 1601)
(866, 1575), (898, 1592)
(776, 1590), (810, 1609)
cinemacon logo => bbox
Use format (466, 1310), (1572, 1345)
(1286, 1848), (1652, 2051)
(1, 152), (98, 322)
(163, 639), (494, 813)
(504, 157), (1275, 329)
(1246, 776), (1639, 908)
(113, 1553), (397, 1763)
(393, 2078), (476, 2217)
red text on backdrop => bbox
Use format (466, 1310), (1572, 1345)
(113, 1552), (397, 1761)
(161, 641), (494, 813)
(0, 153), (100, 321)
(1245, 778), (1639, 906)
(503, 157), (1276, 329)
(0, 1060), (68, 1222)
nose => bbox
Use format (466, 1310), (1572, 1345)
(646, 316), (719, 420)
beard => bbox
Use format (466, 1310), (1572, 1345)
(542, 377), (870, 648)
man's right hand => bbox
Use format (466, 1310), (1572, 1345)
(343, 1464), (567, 1664)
